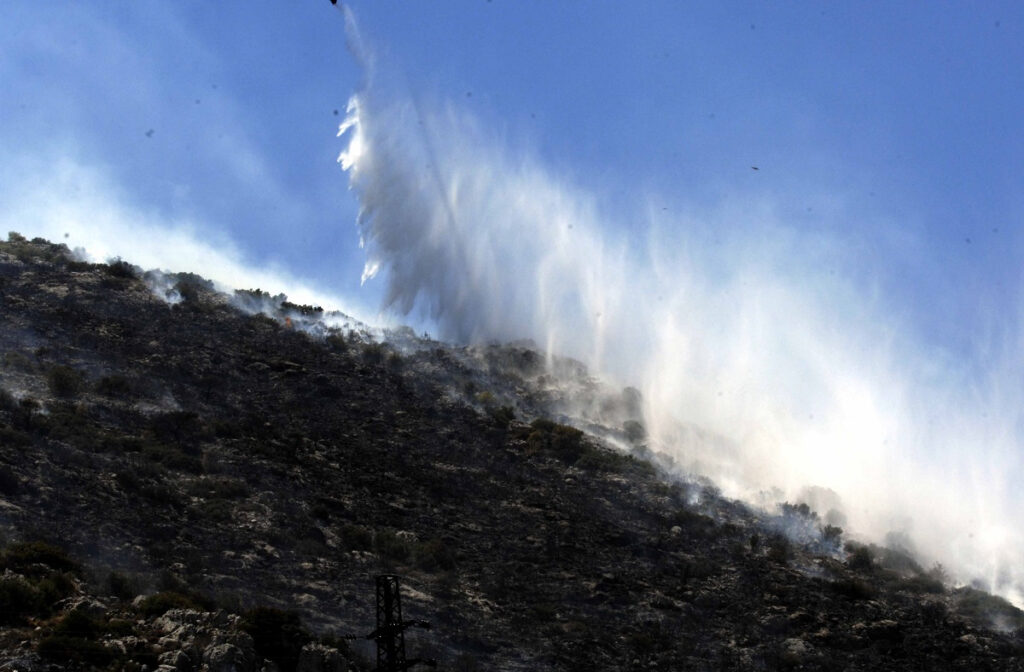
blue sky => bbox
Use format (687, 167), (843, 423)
(2, 2), (1021, 348)
(3, 2), (1024, 592)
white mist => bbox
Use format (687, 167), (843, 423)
(338, 10), (1024, 606)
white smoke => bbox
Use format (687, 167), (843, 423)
(338, 14), (1024, 603)
(0, 153), (373, 326)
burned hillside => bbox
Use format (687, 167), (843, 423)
(0, 234), (1022, 671)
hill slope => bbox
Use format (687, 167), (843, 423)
(0, 234), (1022, 671)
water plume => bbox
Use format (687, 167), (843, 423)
(337, 18), (1024, 604)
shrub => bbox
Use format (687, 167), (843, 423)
(488, 405), (516, 428)
(242, 607), (310, 672)
(0, 388), (17, 411)
(106, 571), (138, 601)
(149, 410), (205, 447)
(0, 465), (19, 494)
(878, 545), (923, 575)
(46, 365), (83, 398)
(623, 420), (646, 443)
(361, 342), (386, 366)
(0, 427), (31, 448)
(526, 418), (586, 462)
(341, 525), (373, 551)
(38, 635), (116, 666)
(1, 541), (80, 575)
(780, 502), (816, 520)
(575, 448), (628, 473)
(188, 475), (249, 499)
(901, 573), (945, 595)
(846, 543), (875, 572)
(325, 332), (347, 351)
(104, 258), (137, 279)
(416, 538), (456, 571)
(137, 590), (212, 617)
(142, 444), (202, 474)
(96, 375), (132, 396)
(831, 577), (876, 601)
(821, 524), (843, 546)
(140, 483), (187, 507)
(374, 529), (411, 561)
(0, 576), (41, 624)
(35, 572), (77, 607)
(954, 587), (1024, 629)
(172, 273), (214, 303)
(53, 608), (102, 639)
(766, 533), (791, 563)
(280, 301), (323, 316)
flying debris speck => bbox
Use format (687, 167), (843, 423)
(145, 129), (154, 138)
(751, 166), (759, 170)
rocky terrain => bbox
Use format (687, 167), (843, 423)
(0, 233), (1022, 671)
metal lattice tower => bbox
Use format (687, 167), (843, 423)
(369, 575), (435, 672)
(375, 575), (406, 671)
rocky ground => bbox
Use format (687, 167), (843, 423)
(0, 234), (1022, 671)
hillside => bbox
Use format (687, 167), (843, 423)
(0, 233), (1022, 671)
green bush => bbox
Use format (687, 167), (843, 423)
(106, 571), (139, 601)
(766, 533), (791, 563)
(830, 577), (875, 601)
(526, 418), (586, 462)
(0, 576), (42, 625)
(900, 574), (945, 595)
(38, 635), (116, 666)
(149, 410), (205, 447)
(242, 607), (310, 672)
(325, 332), (347, 351)
(281, 301), (323, 316)
(188, 476), (249, 499)
(374, 529), (411, 561)
(46, 365), (84, 398)
(0, 465), (19, 494)
(623, 420), (646, 443)
(954, 587), (1024, 629)
(137, 590), (212, 617)
(105, 258), (137, 279)
(53, 609), (102, 639)
(821, 524), (843, 545)
(96, 375), (132, 396)
(341, 524), (373, 551)
(361, 342), (386, 365)
(416, 538), (456, 571)
(35, 572), (77, 607)
(0, 426), (31, 448)
(0, 563), (76, 625)
(846, 543), (875, 572)
(1, 541), (80, 575)
(488, 405), (516, 428)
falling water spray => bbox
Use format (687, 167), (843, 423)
(336, 11), (1024, 606)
